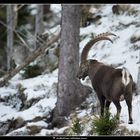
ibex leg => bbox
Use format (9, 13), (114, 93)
(125, 99), (133, 124)
(99, 96), (105, 117)
(105, 100), (111, 112)
(113, 101), (121, 120)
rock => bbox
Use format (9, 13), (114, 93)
(51, 116), (69, 128)
(11, 117), (26, 129)
(27, 125), (42, 135)
(0, 116), (27, 135)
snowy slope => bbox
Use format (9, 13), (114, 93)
(1, 4), (140, 136)
(80, 4), (140, 134)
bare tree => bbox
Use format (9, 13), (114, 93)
(35, 5), (44, 49)
(51, 5), (92, 128)
(6, 5), (17, 71)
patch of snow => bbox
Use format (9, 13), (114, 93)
(6, 126), (28, 136)
(50, 4), (61, 14)
(27, 121), (48, 128)
(55, 126), (69, 134)
(0, 104), (17, 121)
(77, 110), (87, 118)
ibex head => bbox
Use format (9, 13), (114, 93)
(77, 32), (116, 80)
(77, 60), (89, 80)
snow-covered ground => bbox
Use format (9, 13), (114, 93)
(79, 4), (140, 134)
(1, 4), (140, 136)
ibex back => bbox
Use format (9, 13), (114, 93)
(77, 32), (133, 124)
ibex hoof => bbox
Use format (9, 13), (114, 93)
(128, 120), (133, 124)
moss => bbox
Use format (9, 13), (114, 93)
(22, 65), (41, 79)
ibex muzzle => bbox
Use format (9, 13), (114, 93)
(77, 61), (89, 80)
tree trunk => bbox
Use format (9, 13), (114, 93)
(6, 5), (15, 71)
(43, 5), (50, 14)
(35, 5), (44, 49)
(51, 5), (92, 128)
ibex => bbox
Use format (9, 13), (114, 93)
(77, 32), (133, 124)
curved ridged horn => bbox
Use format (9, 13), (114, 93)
(81, 32), (116, 63)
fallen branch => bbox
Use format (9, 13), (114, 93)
(0, 31), (60, 87)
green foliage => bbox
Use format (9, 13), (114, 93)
(92, 110), (119, 135)
(71, 117), (83, 135)
(22, 65), (41, 79)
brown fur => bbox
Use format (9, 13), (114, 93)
(77, 33), (133, 124)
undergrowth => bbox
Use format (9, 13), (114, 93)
(92, 110), (119, 135)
